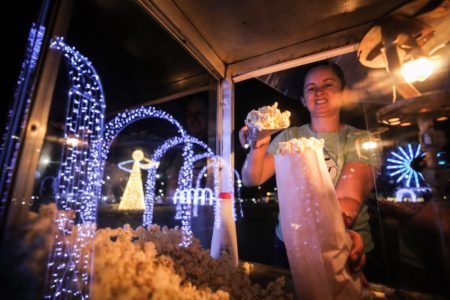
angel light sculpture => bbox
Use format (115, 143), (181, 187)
(118, 149), (159, 210)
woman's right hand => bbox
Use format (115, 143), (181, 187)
(238, 125), (271, 149)
(239, 126), (250, 148)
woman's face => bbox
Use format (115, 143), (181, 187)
(302, 66), (344, 118)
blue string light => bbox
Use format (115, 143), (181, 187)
(0, 23), (45, 216)
(387, 143), (426, 188)
(39, 37), (241, 297)
(45, 37), (106, 300)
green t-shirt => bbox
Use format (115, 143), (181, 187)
(267, 124), (380, 253)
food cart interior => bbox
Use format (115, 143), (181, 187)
(1, 0), (449, 299)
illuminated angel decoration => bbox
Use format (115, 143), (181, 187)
(118, 149), (159, 210)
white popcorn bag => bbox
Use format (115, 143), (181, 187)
(274, 138), (362, 300)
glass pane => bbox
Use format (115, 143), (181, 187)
(4, 1), (217, 298)
(234, 51), (450, 298)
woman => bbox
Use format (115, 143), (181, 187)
(239, 61), (380, 273)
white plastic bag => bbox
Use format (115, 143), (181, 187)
(275, 138), (362, 300)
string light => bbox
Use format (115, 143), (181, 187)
(387, 143), (426, 188)
(395, 187), (430, 202)
(0, 23), (45, 216)
(195, 155), (242, 222)
(103, 108), (187, 227)
(147, 135), (212, 246)
(118, 150), (159, 210)
(45, 37), (106, 300)
(173, 187), (214, 217)
(36, 37), (241, 297)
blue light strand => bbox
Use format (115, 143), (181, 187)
(146, 136), (185, 225)
(0, 23), (45, 216)
(147, 135), (213, 246)
(45, 37), (106, 300)
(195, 155), (242, 222)
(102, 107), (198, 245)
(102, 109), (186, 219)
(386, 143), (426, 188)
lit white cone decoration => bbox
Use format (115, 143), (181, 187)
(210, 192), (239, 267)
(275, 137), (362, 300)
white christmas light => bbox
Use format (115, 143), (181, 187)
(42, 36), (246, 298)
(118, 150), (159, 210)
(146, 135), (212, 246)
(0, 23), (45, 215)
(46, 37), (106, 300)
(395, 187), (430, 202)
(387, 143), (426, 188)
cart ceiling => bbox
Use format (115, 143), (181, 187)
(137, 0), (411, 81)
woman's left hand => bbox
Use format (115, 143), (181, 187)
(347, 230), (366, 274)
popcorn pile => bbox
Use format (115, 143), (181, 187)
(277, 137), (324, 155)
(245, 102), (291, 130)
(2, 203), (292, 299)
(0, 203), (56, 299)
(92, 225), (292, 300)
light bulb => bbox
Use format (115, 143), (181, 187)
(401, 57), (434, 82)
(361, 140), (378, 150)
(66, 137), (80, 147)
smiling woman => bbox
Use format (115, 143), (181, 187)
(239, 61), (381, 281)
(301, 63), (347, 125)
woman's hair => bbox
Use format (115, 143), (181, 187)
(300, 61), (346, 97)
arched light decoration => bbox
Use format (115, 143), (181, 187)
(173, 187), (215, 217)
(395, 187), (430, 202)
(387, 143), (426, 188)
(148, 135), (213, 245)
(46, 37), (106, 300)
(42, 36), (243, 296)
(195, 156), (243, 223)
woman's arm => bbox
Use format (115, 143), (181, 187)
(239, 126), (275, 186)
(242, 146), (275, 186)
(335, 162), (377, 226)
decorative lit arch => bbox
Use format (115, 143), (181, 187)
(46, 37), (106, 300)
(147, 135), (213, 245)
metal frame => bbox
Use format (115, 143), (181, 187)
(137, 0), (369, 192)
(6, 0), (74, 227)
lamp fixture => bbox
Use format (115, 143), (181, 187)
(400, 56), (435, 82)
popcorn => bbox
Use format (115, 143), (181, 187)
(245, 102), (291, 130)
(0, 203), (56, 298)
(277, 137), (324, 155)
(90, 225), (293, 300)
(3, 204), (293, 299)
